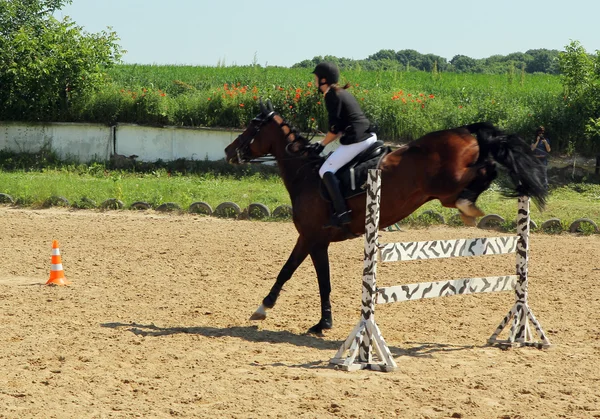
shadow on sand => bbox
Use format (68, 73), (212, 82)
(101, 322), (477, 370)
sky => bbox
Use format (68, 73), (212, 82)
(55, 0), (600, 67)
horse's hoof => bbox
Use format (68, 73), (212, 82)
(249, 304), (267, 321)
(456, 199), (485, 217)
(459, 213), (477, 227)
(307, 324), (325, 335)
(307, 319), (333, 335)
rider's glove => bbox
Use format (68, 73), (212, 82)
(306, 142), (325, 154)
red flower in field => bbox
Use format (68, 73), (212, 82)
(253, 95), (258, 100)
(421, 104), (425, 109)
(224, 83), (229, 89)
(401, 98), (406, 104)
(311, 117), (315, 121)
(296, 88), (302, 94)
(407, 94), (412, 97)
(361, 98), (365, 101)
(317, 101), (321, 105)
(307, 82), (313, 87)
(239, 103), (245, 107)
(289, 105), (293, 109)
(429, 94), (435, 99)
(392, 95), (399, 100)
(160, 93), (166, 97)
(207, 97), (211, 101)
(416, 99), (421, 103)
(459, 105), (463, 108)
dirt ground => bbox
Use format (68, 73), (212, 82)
(0, 207), (599, 419)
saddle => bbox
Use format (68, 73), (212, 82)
(319, 140), (391, 201)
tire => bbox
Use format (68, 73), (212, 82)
(100, 198), (124, 210)
(73, 197), (96, 209)
(477, 214), (505, 230)
(214, 202), (241, 218)
(156, 202), (182, 212)
(272, 204), (293, 220)
(540, 218), (563, 234)
(188, 201), (213, 216)
(568, 218), (599, 234)
(0, 193), (15, 205)
(247, 203), (271, 220)
(130, 201), (152, 210)
(43, 196), (69, 208)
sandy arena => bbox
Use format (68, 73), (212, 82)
(0, 207), (599, 418)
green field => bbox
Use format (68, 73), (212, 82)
(69, 65), (568, 147)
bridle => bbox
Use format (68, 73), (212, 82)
(233, 111), (275, 164)
(233, 100), (309, 163)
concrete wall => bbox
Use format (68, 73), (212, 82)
(0, 122), (330, 163)
(0, 122), (112, 162)
(115, 124), (239, 162)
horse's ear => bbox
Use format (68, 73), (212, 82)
(259, 98), (268, 115)
(266, 99), (274, 112)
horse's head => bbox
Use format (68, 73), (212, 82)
(224, 99), (278, 164)
(225, 99), (311, 164)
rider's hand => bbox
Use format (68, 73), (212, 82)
(306, 142), (325, 154)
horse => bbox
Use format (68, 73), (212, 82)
(224, 100), (547, 335)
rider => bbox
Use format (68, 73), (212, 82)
(308, 62), (378, 227)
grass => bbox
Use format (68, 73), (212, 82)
(1, 164), (598, 233)
(0, 170), (288, 211)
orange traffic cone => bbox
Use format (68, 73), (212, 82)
(46, 240), (70, 286)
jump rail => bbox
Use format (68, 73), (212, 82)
(331, 169), (551, 372)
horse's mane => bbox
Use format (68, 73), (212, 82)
(270, 113), (325, 183)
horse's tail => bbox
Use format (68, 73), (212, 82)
(465, 122), (548, 210)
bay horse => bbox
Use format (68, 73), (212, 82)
(224, 100), (547, 334)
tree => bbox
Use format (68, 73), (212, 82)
(450, 55), (479, 73)
(526, 49), (560, 74)
(558, 41), (600, 154)
(395, 49), (422, 70)
(0, 0), (123, 121)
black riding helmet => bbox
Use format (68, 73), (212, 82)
(312, 62), (339, 86)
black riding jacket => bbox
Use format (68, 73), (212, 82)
(325, 88), (373, 145)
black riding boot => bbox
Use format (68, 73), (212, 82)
(322, 172), (352, 227)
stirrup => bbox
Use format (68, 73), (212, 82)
(324, 211), (352, 228)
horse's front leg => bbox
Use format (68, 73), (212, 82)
(249, 236), (309, 321)
(307, 242), (332, 335)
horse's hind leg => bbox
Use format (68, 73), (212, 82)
(250, 237), (310, 321)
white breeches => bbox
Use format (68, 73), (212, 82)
(318, 134), (378, 178)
